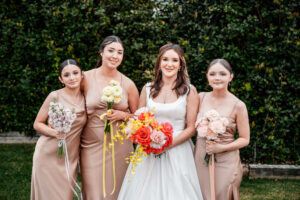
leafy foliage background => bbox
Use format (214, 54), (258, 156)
(0, 0), (299, 164)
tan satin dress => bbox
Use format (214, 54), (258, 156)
(31, 89), (87, 200)
(194, 94), (243, 200)
(80, 69), (133, 200)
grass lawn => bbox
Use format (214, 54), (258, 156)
(0, 144), (299, 200)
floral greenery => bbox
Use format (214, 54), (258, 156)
(0, 0), (299, 164)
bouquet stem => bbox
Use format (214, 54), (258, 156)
(104, 103), (112, 134)
(57, 140), (65, 157)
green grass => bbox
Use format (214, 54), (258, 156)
(0, 144), (299, 200)
(240, 177), (300, 200)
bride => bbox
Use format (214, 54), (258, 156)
(118, 43), (203, 200)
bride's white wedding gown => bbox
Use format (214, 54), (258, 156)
(118, 84), (203, 200)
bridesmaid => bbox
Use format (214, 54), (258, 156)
(31, 59), (87, 199)
(80, 35), (139, 199)
(194, 59), (250, 200)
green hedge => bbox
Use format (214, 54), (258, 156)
(1, 0), (299, 164)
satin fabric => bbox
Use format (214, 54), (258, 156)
(194, 93), (243, 200)
(31, 89), (86, 200)
(80, 69), (133, 200)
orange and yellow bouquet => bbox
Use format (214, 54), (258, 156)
(122, 107), (173, 174)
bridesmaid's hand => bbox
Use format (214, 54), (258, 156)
(106, 109), (127, 124)
(206, 140), (225, 154)
(56, 132), (66, 140)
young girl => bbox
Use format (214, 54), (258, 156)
(194, 59), (250, 200)
(31, 59), (87, 199)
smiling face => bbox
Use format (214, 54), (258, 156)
(101, 42), (124, 69)
(207, 63), (233, 90)
(59, 64), (82, 89)
(160, 49), (181, 79)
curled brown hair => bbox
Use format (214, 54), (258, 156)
(150, 43), (190, 98)
(207, 58), (232, 74)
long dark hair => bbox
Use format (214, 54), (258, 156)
(95, 35), (124, 68)
(207, 58), (232, 74)
(150, 43), (190, 98)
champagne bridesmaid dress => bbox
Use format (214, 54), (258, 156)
(80, 69), (133, 200)
(31, 89), (87, 200)
(194, 93), (243, 200)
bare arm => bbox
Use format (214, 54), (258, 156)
(169, 86), (200, 149)
(127, 80), (140, 114)
(33, 92), (59, 138)
(138, 85), (147, 108)
(206, 101), (250, 154)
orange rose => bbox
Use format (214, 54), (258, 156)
(161, 122), (173, 147)
(133, 125), (151, 146)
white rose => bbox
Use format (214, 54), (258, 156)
(114, 96), (121, 104)
(112, 85), (122, 97)
(103, 86), (113, 96)
(101, 94), (114, 103)
(109, 80), (120, 87)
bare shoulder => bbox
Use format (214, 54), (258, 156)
(230, 93), (247, 111)
(188, 85), (198, 95)
(84, 68), (96, 78)
(198, 91), (209, 102)
(198, 91), (206, 98)
(187, 85), (199, 103)
(121, 73), (137, 90)
(47, 90), (59, 100)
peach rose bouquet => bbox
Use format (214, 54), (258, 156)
(195, 109), (229, 163)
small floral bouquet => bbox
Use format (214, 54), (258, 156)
(195, 109), (229, 163)
(48, 98), (77, 157)
(122, 107), (173, 174)
(48, 98), (81, 199)
(100, 80), (122, 133)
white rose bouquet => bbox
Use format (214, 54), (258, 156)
(100, 80), (123, 134)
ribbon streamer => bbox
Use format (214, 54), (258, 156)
(209, 153), (216, 200)
(102, 122), (117, 197)
(110, 124), (116, 195)
(59, 139), (82, 200)
(102, 122), (108, 198)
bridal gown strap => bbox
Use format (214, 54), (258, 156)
(80, 69), (133, 200)
(31, 89), (87, 200)
(194, 92), (243, 200)
(118, 83), (203, 200)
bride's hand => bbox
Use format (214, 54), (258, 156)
(206, 140), (225, 154)
(153, 146), (170, 156)
(106, 109), (127, 124)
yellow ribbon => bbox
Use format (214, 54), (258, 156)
(110, 124), (116, 195)
(102, 116), (117, 198)
(102, 119), (108, 198)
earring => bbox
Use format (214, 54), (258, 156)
(178, 68), (181, 72)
